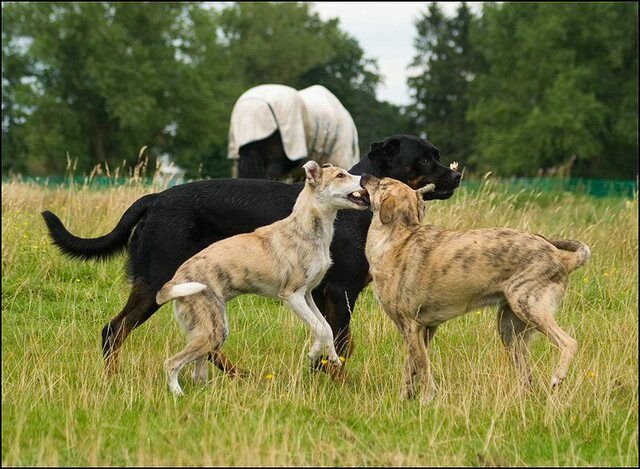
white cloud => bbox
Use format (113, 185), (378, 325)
(311, 2), (483, 106)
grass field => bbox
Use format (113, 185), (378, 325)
(2, 178), (638, 466)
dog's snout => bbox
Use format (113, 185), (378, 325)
(452, 172), (462, 186)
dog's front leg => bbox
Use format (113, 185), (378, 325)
(305, 290), (347, 381)
(402, 354), (419, 400)
(400, 321), (438, 404)
(284, 291), (341, 367)
(304, 291), (342, 364)
(310, 286), (354, 378)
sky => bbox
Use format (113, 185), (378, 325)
(310, 2), (484, 106)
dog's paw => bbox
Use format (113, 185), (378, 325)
(229, 367), (250, 379)
(328, 365), (348, 384)
(420, 388), (437, 405)
(192, 368), (208, 385)
(308, 355), (346, 376)
(328, 354), (343, 368)
(307, 351), (321, 366)
(309, 358), (326, 373)
(550, 376), (564, 388)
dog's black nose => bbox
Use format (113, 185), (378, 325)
(452, 172), (462, 186)
(361, 173), (371, 188)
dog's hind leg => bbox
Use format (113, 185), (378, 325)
(165, 333), (213, 396)
(102, 280), (159, 375)
(165, 295), (227, 395)
(507, 285), (577, 388)
(497, 304), (535, 388)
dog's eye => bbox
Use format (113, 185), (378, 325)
(336, 173), (346, 179)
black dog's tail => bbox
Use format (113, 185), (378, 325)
(41, 193), (158, 261)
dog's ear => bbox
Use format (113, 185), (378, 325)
(368, 141), (383, 154)
(303, 160), (322, 186)
(379, 194), (396, 224)
(367, 138), (400, 167)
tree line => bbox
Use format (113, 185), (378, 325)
(2, 2), (637, 179)
(408, 2), (638, 179)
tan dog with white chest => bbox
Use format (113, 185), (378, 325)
(360, 174), (590, 403)
(156, 161), (369, 395)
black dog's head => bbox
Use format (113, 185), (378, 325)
(366, 135), (461, 200)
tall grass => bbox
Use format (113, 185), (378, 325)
(2, 176), (638, 466)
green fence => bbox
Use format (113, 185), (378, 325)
(2, 174), (638, 199)
(461, 177), (638, 199)
(1, 175), (174, 189)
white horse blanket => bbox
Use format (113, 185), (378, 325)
(228, 84), (359, 170)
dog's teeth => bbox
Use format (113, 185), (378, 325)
(352, 192), (361, 197)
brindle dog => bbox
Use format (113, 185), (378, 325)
(361, 175), (590, 403)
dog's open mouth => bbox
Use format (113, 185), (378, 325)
(348, 188), (370, 207)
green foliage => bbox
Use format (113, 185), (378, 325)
(4, 3), (637, 179)
(465, 3), (638, 177)
(407, 2), (478, 164)
(2, 3), (240, 177)
(219, 3), (335, 88)
(408, 2), (638, 178)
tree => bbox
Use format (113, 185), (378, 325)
(466, 3), (638, 178)
(2, 3), (237, 177)
(406, 2), (478, 165)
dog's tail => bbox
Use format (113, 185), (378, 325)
(41, 193), (158, 261)
(544, 237), (591, 272)
(156, 282), (207, 305)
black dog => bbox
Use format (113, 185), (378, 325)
(42, 135), (462, 375)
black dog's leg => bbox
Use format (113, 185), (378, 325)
(102, 280), (159, 375)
